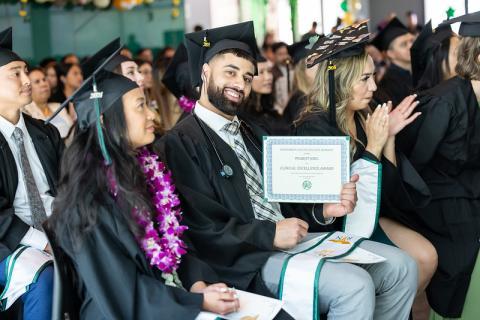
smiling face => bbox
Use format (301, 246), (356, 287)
(0, 61), (31, 112)
(122, 87), (156, 149)
(347, 55), (377, 111)
(202, 52), (255, 116)
(121, 61), (145, 89)
(29, 69), (51, 104)
(252, 61), (273, 94)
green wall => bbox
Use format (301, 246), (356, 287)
(0, 1), (185, 64)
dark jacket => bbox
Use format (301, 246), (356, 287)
(0, 114), (64, 261)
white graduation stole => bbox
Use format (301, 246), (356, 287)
(278, 231), (364, 320)
(343, 158), (382, 238)
(0, 246), (53, 311)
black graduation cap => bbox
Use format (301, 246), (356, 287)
(287, 38), (312, 64)
(81, 38), (121, 79)
(184, 21), (261, 87)
(46, 40), (138, 165)
(439, 10), (480, 37)
(257, 55), (267, 63)
(162, 43), (198, 100)
(0, 27), (22, 67)
(432, 23), (453, 43)
(305, 21), (370, 127)
(371, 17), (409, 51)
(104, 52), (132, 72)
(411, 21), (453, 87)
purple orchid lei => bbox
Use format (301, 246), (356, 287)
(108, 147), (188, 275)
(178, 95), (195, 113)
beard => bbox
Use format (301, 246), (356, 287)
(207, 77), (246, 116)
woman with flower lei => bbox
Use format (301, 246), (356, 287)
(48, 44), (239, 319)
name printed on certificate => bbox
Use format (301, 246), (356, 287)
(263, 136), (350, 203)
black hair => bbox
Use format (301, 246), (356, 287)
(39, 58), (57, 68)
(312, 21), (317, 28)
(416, 33), (454, 91)
(135, 58), (152, 68)
(136, 48), (151, 55)
(55, 63), (80, 80)
(244, 91), (275, 115)
(153, 47), (174, 71)
(61, 53), (78, 64)
(271, 42), (288, 53)
(28, 66), (45, 76)
(212, 48), (257, 67)
(49, 96), (154, 247)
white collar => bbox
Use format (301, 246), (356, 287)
(0, 112), (27, 140)
(194, 101), (239, 133)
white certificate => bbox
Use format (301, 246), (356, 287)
(263, 136), (350, 203)
(195, 289), (283, 320)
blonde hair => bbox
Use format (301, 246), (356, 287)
(292, 57), (311, 94)
(296, 50), (369, 155)
(455, 36), (480, 81)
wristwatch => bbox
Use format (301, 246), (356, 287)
(311, 203), (336, 225)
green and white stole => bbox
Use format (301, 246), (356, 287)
(278, 231), (365, 319)
(343, 157), (382, 238)
(0, 246), (53, 311)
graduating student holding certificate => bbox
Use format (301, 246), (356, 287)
(396, 11), (480, 318)
(159, 21), (418, 319)
(293, 21), (437, 313)
(47, 41), (241, 320)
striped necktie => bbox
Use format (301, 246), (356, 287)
(222, 121), (283, 222)
(12, 127), (48, 230)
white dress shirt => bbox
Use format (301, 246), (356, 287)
(194, 102), (282, 213)
(194, 102), (265, 179)
(0, 113), (53, 250)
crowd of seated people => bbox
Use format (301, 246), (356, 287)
(1, 10), (480, 320)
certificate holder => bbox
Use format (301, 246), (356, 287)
(263, 136), (350, 203)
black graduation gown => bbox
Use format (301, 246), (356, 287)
(156, 115), (339, 293)
(374, 63), (413, 106)
(239, 110), (290, 136)
(0, 114), (64, 262)
(283, 90), (307, 126)
(241, 93), (290, 136)
(294, 112), (431, 233)
(57, 197), (217, 320)
(396, 76), (480, 317)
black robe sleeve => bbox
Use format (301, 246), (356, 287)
(0, 200), (29, 257)
(295, 113), (430, 222)
(160, 130), (276, 289)
(0, 117), (64, 261)
(62, 206), (203, 320)
(177, 235), (220, 290)
(0, 148), (29, 257)
(400, 95), (452, 172)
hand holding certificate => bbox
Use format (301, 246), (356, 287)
(263, 136), (350, 203)
(196, 290), (284, 320)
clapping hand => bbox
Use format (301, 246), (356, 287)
(365, 103), (389, 158)
(387, 94), (421, 137)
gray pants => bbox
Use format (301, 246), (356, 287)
(261, 239), (418, 320)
